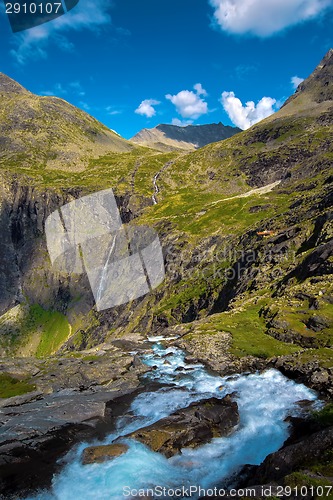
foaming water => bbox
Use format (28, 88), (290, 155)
(26, 342), (319, 500)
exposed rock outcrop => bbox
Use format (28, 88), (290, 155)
(82, 443), (129, 465)
(125, 395), (239, 458)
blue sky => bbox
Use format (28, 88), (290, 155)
(1, 0), (333, 138)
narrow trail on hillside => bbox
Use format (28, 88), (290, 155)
(149, 179), (282, 221)
(210, 180), (282, 206)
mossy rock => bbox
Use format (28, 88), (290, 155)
(81, 443), (129, 465)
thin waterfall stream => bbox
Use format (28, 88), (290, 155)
(27, 336), (320, 500)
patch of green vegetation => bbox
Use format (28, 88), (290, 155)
(180, 300), (301, 359)
(139, 180), (293, 242)
(285, 471), (333, 488)
(293, 348), (333, 369)
(5, 304), (71, 358)
(34, 306), (71, 358)
(82, 355), (100, 362)
(1, 147), (179, 197)
(312, 403), (333, 427)
(310, 450), (333, 479)
(211, 304), (300, 359)
(0, 374), (35, 399)
(156, 260), (230, 320)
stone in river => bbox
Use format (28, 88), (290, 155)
(125, 394), (239, 458)
(82, 443), (129, 465)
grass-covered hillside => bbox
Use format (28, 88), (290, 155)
(0, 51), (331, 402)
(0, 73), (133, 174)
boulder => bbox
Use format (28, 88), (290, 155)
(82, 443), (129, 465)
(125, 394), (239, 458)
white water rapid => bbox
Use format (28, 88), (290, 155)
(27, 339), (319, 500)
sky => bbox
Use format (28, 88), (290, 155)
(0, 0), (333, 139)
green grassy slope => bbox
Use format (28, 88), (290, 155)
(0, 73), (134, 174)
(0, 52), (332, 372)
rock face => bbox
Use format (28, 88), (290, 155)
(0, 176), (145, 356)
(131, 122), (241, 151)
(125, 395), (239, 458)
(284, 48), (333, 105)
(247, 426), (333, 484)
(82, 443), (129, 465)
(0, 375), (145, 497)
(0, 73), (29, 95)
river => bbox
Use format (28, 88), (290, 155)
(27, 335), (319, 500)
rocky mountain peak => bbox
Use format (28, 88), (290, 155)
(0, 73), (30, 95)
(284, 49), (333, 106)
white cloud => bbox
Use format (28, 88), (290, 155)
(40, 81), (86, 98)
(106, 106), (122, 116)
(291, 76), (305, 89)
(166, 84), (208, 119)
(209, 0), (332, 37)
(193, 83), (208, 96)
(11, 0), (111, 65)
(135, 99), (160, 118)
(171, 118), (194, 126)
(40, 82), (67, 96)
(221, 91), (277, 130)
(69, 81), (85, 96)
(79, 101), (91, 111)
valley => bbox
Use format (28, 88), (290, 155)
(0, 50), (332, 499)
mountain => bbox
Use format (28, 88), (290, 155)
(0, 51), (332, 364)
(0, 51), (332, 496)
(283, 48), (333, 107)
(131, 122), (241, 151)
(0, 73), (133, 173)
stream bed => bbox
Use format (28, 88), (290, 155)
(28, 337), (320, 500)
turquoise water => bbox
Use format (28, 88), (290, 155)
(28, 340), (319, 500)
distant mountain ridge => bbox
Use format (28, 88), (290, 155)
(0, 73), (133, 172)
(131, 122), (241, 151)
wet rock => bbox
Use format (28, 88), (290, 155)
(126, 395), (239, 458)
(272, 356), (333, 397)
(310, 369), (329, 385)
(184, 356), (200, 364)
(247, 427), (333, 484)
(0, 357), (147, 497)
(131, 354), (144, 368)
(164, 352), (174, 358)
(82, 442), (129, 465)
(295, 399), (315, 409)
